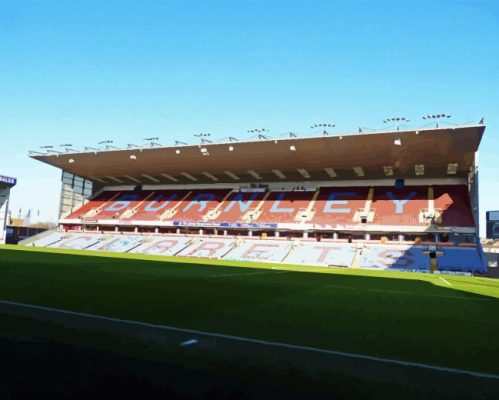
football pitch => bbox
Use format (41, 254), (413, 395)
(1, 244), (499, 398)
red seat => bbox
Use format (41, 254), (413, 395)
(257, 191), (314, 223)
(170, 189), (232, 222)
(66, 191), (121, 219)
(211, 191), (266, 222)
(312, 187), (369, 226)
(433, 185), (475, 227)
(371, 186), (428, 226)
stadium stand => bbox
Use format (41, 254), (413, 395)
(25, 124), (487, 274)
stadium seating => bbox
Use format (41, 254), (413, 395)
(370, 186), (428, 226)
(31, 232), (65, 247)
(129, 236), (192, 255)
(224, 239), (293, 263)
(433, 185), (475, 227)
(88, 235), (144, 252)
(121, 190), (191, 221)
(209, 191), (267, 222)
(52, 233), (105, 250)
(359, 244), (431, 271)
(286, 241), (356, 267)
(165, 189), (232, 222)
(256, 191), (314, 223)
(63, 185), (477, 229)
(26, 231), (488, 273)
(311, 187), (370, 226)
(437, 247), (485, 273)
(176, 237), (236, 259)
(66, 191), (121, 219)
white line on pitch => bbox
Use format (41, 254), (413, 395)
(439, 277), (452, 286)
(1, 299), (498, 381)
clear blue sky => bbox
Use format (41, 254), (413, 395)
(1, 0), (498, 234)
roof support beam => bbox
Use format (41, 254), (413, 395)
(202, 172), (219, 181)
(224, 171), (239, 181)
(160, 173), (178, 182)
(324, 168), (336, 178)
(247, 170), (262, 180)
(180, 172), (198, 181)
(123, 175), (141, 183)
(272, 169), (286, 179)
(105, 175), (124, 184)
(89, 176), (107, 184)
(297, 168), (310, 179)
(142, 174), (160, 183)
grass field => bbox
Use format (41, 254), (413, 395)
(2, 244), (499, 398)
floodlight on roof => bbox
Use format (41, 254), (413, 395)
(422, 113), (451, 128)
(40, 145), (54, 149)
(174, 140), (188, 146)
(143, 137), (161, 147)
(247, 128), (269, 133)
(383, 117), (409, 131)
(194, 133), (212, 143)
(310, 123), (335, 135)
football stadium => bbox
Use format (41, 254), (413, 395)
(2, 122), (499, 398)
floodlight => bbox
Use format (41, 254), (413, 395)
(421, 113), (451, 127)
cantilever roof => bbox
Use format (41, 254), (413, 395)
(30, 125), (485, 185)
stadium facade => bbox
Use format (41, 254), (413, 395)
(27, 124), (487, 273)
(0, 174), (16, 244)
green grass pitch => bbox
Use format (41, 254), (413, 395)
(1, 244), (499, 378)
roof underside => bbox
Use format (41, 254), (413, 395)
(31, 125), (485, 185)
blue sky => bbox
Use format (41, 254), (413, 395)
(0, 0), (498, 234)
